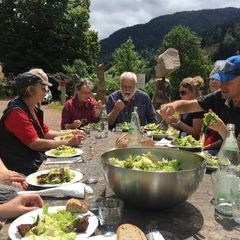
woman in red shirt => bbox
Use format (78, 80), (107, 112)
(0, 71), (86, 175)
(61, 78), (102, 129)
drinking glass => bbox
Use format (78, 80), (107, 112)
(115, 123), (122, 133)
(231, 177), (240, 224)
(214, 170), (238, 216)
(98, 198), (124, 236)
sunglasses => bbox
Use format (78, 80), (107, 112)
(179, 90), (187, 96)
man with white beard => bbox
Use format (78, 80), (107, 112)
(106, 72), (157, 129)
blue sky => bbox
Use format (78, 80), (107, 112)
(90, 0), (240, 39)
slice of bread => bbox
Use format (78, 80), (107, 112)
(66, 198), (88, 213)
(117, 223), (147, 240)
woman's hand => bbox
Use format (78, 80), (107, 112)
(0, 194), (43, 219)
(208, 118), (228, 139)
(0, 170), (26, 189)
(67, 130), (86, 146)
(159, 103), (176, 118)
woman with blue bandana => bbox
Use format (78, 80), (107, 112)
(159, 55), (240, 144)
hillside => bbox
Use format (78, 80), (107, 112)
(99, 7), (240, 65)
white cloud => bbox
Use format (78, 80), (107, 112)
(90, 0), (240, 39)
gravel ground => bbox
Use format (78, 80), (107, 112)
(0, 99), (62, 130)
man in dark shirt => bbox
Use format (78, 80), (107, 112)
(106, 72), (157, 129)
(160, 55), (240, 142)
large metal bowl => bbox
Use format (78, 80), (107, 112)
(101, 147), (206, 209)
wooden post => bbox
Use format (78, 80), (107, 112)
(96, 64), (106, 103)
(152, 77), (171, 109)
(59, 80), (66, 105)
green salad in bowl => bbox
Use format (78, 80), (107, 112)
(108, 152), (181, 172)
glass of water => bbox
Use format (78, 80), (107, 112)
(231, 177), (240, 224)
(98, 198), (124, 236)
(215, 170), (238, 216)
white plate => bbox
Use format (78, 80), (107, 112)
(8, 206), (98, 240)
(25, 169), (83, 187)
(88, 235), (116, 240)
(45, 148), (83, 158)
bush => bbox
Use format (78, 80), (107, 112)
(144, 79), (155, 98)
(105, 74), (119, 95)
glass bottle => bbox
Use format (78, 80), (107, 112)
(128, 106), (141, 147)
(215, 124), (240, 216)
(100, 104), (108, 138)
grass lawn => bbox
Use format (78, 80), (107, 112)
(47, 101), (63, 111)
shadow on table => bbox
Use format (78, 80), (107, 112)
(123, 200), (204, 240)
(215, 211), (240, 233)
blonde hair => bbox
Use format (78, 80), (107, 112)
(29, 68), (48, 82)
(180, 76), (204, 96)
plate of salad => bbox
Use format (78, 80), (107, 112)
(8, 205), (98, 240)
(45, 145), (83, 158)
(26, 168), (83, 187)
(199, 152), (218, 171)
(172, 135), (202, 152)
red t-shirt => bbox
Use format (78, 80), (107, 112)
(61, 95), (99, 129)
(204, 129), (222, 147)
(4, 109), (49, 145)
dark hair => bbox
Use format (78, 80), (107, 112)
(75, 78), (93, 91)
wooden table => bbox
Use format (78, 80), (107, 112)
(1, 132), (240, 240)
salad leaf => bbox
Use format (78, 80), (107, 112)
(26, 207), (78, 240)
(172, 135), (201, 147)
(108, 153), (181, 172)
(50, 145), (76, 157)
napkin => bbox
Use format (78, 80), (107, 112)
(17, 182), (93, 198)
(45, 156), (82, 165)
(155, 138), (174, 147)
(88, 235), (116, 240)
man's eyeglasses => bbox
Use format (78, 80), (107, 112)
(179, 90), (187, 96)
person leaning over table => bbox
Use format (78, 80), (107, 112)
(61, 78), (102, 129)
(161, 76), (204, 140)
(0, 194), (43, 230)
(160, 55), (240, 145)
(0, 72), (86, 176)
(106, 71), (157, 129)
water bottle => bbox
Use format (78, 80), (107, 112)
(215, 123), (240, 216)
(128, 106), (141, 147)
(100, 104), (108, 138)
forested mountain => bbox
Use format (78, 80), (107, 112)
(99, 7), (240, 65)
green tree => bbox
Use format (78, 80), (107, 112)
(0, 0), (99, 75)
(214, 33), (238, 60)
(160, 25), (211, 99)
(111, 38), (145, 75)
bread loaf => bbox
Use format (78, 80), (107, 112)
(66, 198), (88, 213)
(117, 223), (147, 240)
